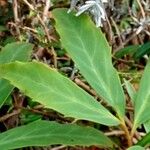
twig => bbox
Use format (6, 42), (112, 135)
(0, 110), (21, 122)
(113, 56), (134, 63)
(136, 0), (146, 19)
(111, 17), (123, 47)
(74, 78), (97, 96)
(120, 122), (132, 147)
(22, 0), (34, 10)
(33, 104), (44, 109)
(105, 130), (125, 136)
(124, 116), (133, 129)
(113, 56), (144, 69)
(125, 116), (141, 140)
(114, 31), (138, 52)
(51, 145), (66, 150)
(13, 0), (19, 23)
(126, 106), (134, 111)
(70, 66), (78, 80)
(36, 12), (57, 68)
(22, 26), (38, 34)
(16, 106), (71, 122)
(43, 0), (51, 22)
(105, 15), (113, 43)
(18, 107), (52, 117)
(133, 137), (138, 144)
(22, 0), (57, 68)
(12, 0), (21, 39)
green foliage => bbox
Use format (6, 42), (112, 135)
(0, 42), (33, 64)
(123, 78), (136, 104)
(0, 42), (33, 107)
(0, 25), (7, 31)
(144, 120), (150, 133)
(137, 131), (150, 147)
(52, 8), (125, 120)
(20, 111), (42, 124)
(133, 60), (150, 131)
(114, 45), (140, 58)
(127, 146), (145, 150)
(114, 42), (150, 60)
(0, 8), (150, 150)
(0, 61), (119, 126)
(134, 42), (150, 59)
(0, 120), (113, 149)
(0, 80), (13, 107)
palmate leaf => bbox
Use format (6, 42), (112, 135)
(52, 9), (125, 119)
(0, 42), (33, 107)
(133, 59), (150, 131)
(0, 61), (120, 126)
(0, 120), (114, 149)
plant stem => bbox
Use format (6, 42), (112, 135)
(131, 128), (136, 140)
(120, 122), (132, 147)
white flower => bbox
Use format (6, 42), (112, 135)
(68, 0), (79, 13)
(68, 0), (109, 27)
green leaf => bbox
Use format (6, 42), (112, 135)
(134, 42), (150, 59)
(0, 61), (120, 126)
(136, 132), (150, 147)
(144, 120), (150, 133)
(0, 120), (114, 149)
(0, 42), (33, 107)
(3, 37), (16, 46)
(114, 45), (140, 58)
(123, 79), (136, 104)
(52, 8), (125, 119)
(0, 80), (14, 107)
(0, 25), (7, 31)
(0, 42), (33, 64)
(127, 146), (145, 150)
(133, 59), (150, 130)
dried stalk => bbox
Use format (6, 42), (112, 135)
(22, 0), (57, 67)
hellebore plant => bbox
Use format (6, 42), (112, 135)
(0, 8), (150, 150)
